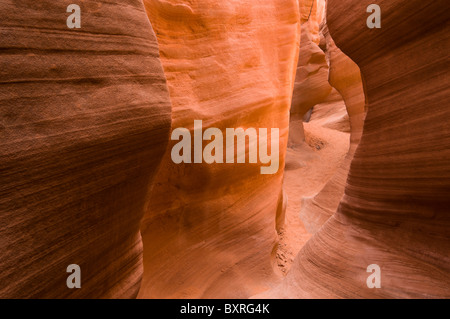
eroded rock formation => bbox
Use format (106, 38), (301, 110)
(289, 0), (331, 147)
(286, 0), (366, 236)
(261, 0), (450, 298)
(299, 2), (367, 233)
(1, 0), (448, 300)
(0, 0), (171, 298)
(138, 0), (300, 299)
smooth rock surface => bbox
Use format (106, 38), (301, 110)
(299, 3), (367, 233)
(0, 0), (171, 298)
(138, 0), (301, 299)
(260, 0), (450, 298)
(289, 0), (331, 147)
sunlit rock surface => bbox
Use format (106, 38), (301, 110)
(138, 0), (301, 299)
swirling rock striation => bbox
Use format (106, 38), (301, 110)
(299, 1), (366, 233)
(138, 0), (300, 299)
(260, 0), (450, 298)
(289, 0), (331, 147)
(0, 0), (171, 298)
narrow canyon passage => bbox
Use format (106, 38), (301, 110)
(277, 96), (351, 274)
(0, 0), (448, 300)
(137, 0), (367, 298)
(137, 0), (301, 299)
(274, 0), (362, 276)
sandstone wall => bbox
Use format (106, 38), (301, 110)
(289, 0), (331, 147)
(261, 0), (450, 298)
(299, 1), (367, 233)
(138, 0), (301, 299)
(0, 0), (171, 298)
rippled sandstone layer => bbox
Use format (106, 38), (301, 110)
(0, 0), (171, 298)
(299, 0), (366, 233)
(260, 0), (450, 298)
(138, 0), (300, 299)
(288, 0), (330, 147)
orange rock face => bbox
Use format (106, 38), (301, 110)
(262, 0), (450, 298)
(2, 0), (448, 300)
(0, 1), (171, 298)
(289, 0), (331, 147)
(286, 0), (366, 234)
(138, 0), (300, 298)
(299, 2), (367, 233)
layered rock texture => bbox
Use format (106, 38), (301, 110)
(289, 0), (330, 147)
(0, 0), (171, 298)
(263, 0), (450, 298)
(299, 1), (366, 233)
(286, 0), (366, 237)
(138, 0), (300, 299)
(1, 0), (448, 300)
(278, 0), (353, 274)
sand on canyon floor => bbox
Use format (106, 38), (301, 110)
(276, 100), (350, 274)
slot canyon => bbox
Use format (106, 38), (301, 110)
(0, 0), (449, 299)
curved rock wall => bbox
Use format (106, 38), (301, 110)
(138, 0), (301, 299)
(0, 0), (171, 298)
(289, 0), (331, 147)
(3, 0), (447, 300)
(261, 0), (450, 298)
(299, 3), (367, 233)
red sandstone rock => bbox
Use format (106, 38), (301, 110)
(0, 0), (171, 298)
(289, 0), (331, 148)
(138, 0), (300, 299)
(2, 0), (448, 300)
(299, 2), (367, 233)
(261, 0), (450, 298)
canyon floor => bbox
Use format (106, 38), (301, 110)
(276, 98), (350, 275)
